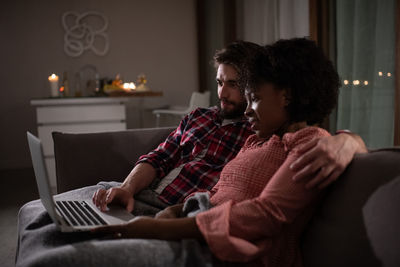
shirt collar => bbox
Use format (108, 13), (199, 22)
(213, 108), (248, 125)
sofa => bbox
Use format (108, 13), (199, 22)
(17, 127), (400, 267)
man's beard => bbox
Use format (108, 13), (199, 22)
(219, 99), (247, 119)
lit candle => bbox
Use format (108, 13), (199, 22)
(123, 82), (136, 91)
(123, 83), (130, 90)
(48, 74), (59, 97)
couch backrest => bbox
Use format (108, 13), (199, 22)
(53, 127), (175, 193)
(301, 148), (400, 267)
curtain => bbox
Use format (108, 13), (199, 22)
(309, 0), (338, 132)
(336, 0), (396, 148)
(395, 0), (400, 146)
(236, 0), (309, 45)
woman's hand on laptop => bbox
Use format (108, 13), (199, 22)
(92, 187), (134, 213)
(92, 216), (202, 240)
(92, 216), (156, 239)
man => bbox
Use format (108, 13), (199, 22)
(93, 41), (367, 214)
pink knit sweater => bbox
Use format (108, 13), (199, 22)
(196, 127), (330, 266)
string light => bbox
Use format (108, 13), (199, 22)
(343, 69), (392, 87)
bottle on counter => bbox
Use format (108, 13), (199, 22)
(74, 72), (82, 97)
(60, 71), (70, 97)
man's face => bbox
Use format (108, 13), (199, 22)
(216, 64), (247, 119)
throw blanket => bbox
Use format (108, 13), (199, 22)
(16, 182), (214, 267)
(182, 192), (213, 217)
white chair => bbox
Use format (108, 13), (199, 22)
(153, 91), (210, 127)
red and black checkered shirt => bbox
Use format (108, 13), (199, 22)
(136, 106), (253, 205)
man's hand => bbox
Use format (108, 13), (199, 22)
(92, 163), (157, 213)
(290, 133), (367, 189)
(92, 187), (134, 212)
(155, 204), (184, 219)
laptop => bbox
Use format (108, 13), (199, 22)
(27, 131), (134, 232)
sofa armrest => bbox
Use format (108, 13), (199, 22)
(52, 127), (175, 193)
(302, 148), (400, 267)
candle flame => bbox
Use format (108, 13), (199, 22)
(48, 73), (59, 81)
(123, 82), (136, 90)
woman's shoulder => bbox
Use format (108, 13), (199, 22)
(242, 127), (329, 151)
(282, 126), (330, 152)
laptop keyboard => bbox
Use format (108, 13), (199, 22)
(55, 200), (107, 226)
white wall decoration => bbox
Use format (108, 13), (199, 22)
(62, 11), (110, 57)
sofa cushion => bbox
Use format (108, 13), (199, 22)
(362, 175), (400, 267)
(52, 127), (174, 193)
(301, 148), (400, 267)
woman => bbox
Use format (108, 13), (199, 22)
(94, 38), (340, 266)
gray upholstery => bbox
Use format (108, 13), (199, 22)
(301, 148), (400, 267)
(52, 127), (175, 193)
(49, 128), (400, 266)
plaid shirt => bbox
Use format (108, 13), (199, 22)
(136, 106), (253, 205)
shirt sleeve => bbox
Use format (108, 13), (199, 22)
(136, 114), (189, 178)
(195, 150), (321, 262)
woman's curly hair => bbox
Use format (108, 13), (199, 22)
(245, 38), (340, 125)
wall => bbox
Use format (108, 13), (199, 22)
(202, 0), (225, 106)
(0, 0), (198, 170)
